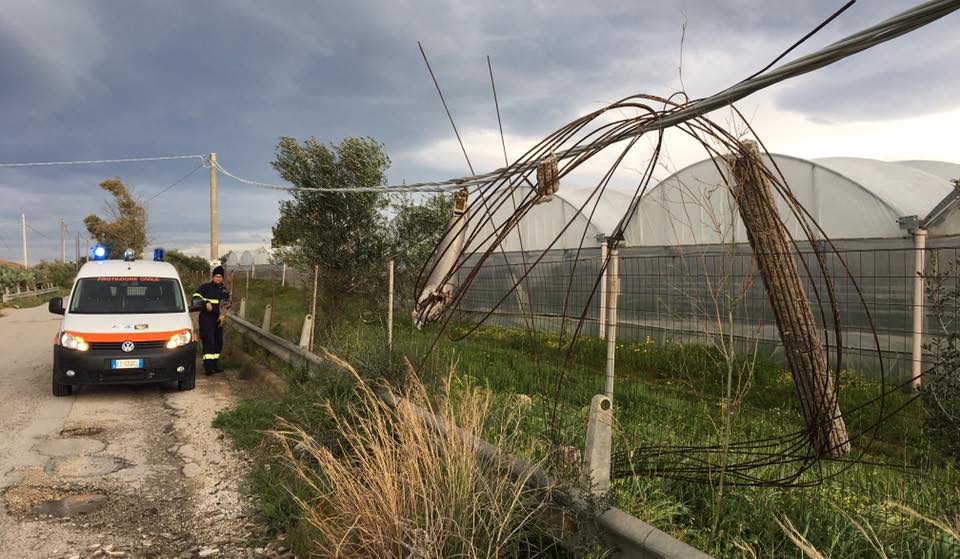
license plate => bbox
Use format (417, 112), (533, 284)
(111, 359), (143, 369)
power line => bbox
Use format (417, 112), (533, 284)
(26, 223), (52, 239)
(146, 162), (206, 202)
(212, 159), (462, 193)
(0, 154), (206, 168)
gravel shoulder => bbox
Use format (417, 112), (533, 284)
(0, 304), (265, 559)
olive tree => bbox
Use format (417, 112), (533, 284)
(271, 136), (391, 299)
(84, 177), (147, 258)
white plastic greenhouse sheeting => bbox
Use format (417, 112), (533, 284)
(629, 155), (953, 245)
(225, 247), (272, 267)
(472, 155), (958, 253)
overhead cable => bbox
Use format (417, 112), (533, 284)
(212, 159), (462, 193)
(0, 154), (206, 168)
(146, 163), (206, 202)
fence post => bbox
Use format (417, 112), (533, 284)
(309, 265), (319, 349)
(281, 262), (287, 288)
(387, 259), (394, 355)
(911, 229), (927, 390)
(599, 240), (608, 340)
(604, 243), (620, 399)
(261, 304), (272, 332)
(238, 298), (246, 320)
(299, 314), (314, 349)
(584, 394), (613, 496)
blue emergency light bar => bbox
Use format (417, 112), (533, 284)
(154, 248), (164, 262)
(90, 244), (108, 261)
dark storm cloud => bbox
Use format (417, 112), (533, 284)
(1, 0), (956, 262)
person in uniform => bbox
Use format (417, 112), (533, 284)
(192, 265), (231, 374)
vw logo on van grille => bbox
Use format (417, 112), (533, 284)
(121, 341), (135, 353)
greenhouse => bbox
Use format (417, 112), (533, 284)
(458, 155), (960, 380)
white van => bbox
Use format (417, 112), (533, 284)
(48, 258), (199, 396)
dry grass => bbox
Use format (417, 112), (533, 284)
(269, 350), (556, 558)
(780, 502), (960, 558)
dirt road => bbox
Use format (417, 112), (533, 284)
(0, 304), (258, 559)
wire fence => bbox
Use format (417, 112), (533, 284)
(455, 240), (960, 383)
(226, 241), (960, 556)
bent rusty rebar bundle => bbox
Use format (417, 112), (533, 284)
(410, 0), (960, 490)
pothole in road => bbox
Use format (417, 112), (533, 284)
(2, 482), (107, 519)
(60, 425), (104, 437)
(46, 455), (130, 478)
(32, 437), (106, 457)
(31, 492), (108, 518)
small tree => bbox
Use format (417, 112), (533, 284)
(271, 136), (391, 299)
(84, 177), (147, 258)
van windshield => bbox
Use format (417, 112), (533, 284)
(69, 277), (185, 314)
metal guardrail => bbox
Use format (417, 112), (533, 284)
(1, 284), (58, 303)
(226, 312), (714, 559)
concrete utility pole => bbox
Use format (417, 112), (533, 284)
(729, 141), (849, 457)
(75, 232), (80, 270)
(20, 213), (28, 268)
(209, 152), (218, 261)
(60, 220), (66, 263)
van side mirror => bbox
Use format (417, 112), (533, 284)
(189, 301), (204, 313)
(48, 297), (65, 315)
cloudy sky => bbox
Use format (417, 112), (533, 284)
(1, 0), (958, 263)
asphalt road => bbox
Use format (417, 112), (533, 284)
(0, 304), (257, 558)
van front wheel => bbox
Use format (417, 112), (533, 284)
(177, 372), (196, 391)
(52, 377), (72, 397)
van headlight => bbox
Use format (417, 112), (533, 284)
(166, 330), (192, 349)
(61, 332), (89, 352)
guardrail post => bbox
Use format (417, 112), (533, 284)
(584, 394), (613, 496)
(299, 314), (314, 349)
(261, 304), (272, 332)
(238, 298), (246, 320)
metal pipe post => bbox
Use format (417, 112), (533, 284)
(309, 265), (319, 349)
(911, 228), (927, 390)
(599, 242), (608, 340)
(387, 259), (395, 354)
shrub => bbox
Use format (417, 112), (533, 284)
(269, 352), (555, 558)
(922, 254), (960, 463)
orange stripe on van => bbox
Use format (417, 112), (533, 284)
(63, 329), (188, 343)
